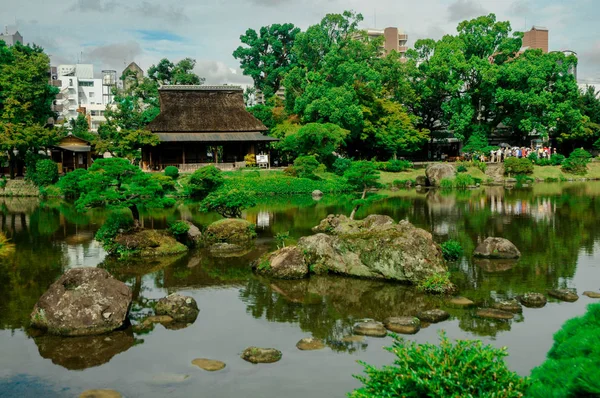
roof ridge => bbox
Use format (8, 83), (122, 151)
(159, 85), (243, 91)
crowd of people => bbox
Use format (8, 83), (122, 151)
(474, 146), (557, 163)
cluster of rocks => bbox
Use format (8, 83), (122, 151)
(351, 309), (452, 338)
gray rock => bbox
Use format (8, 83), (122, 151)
(256, 246), (308, 279)
(296, 337), (326, 351)
(548, 289), (579, 302)
(473, 237), (521, 259)
(184, 221), (202, 246)
(155, 294), (199, 323)
(79, 390), (122, 398)
(241, 347), (282, 364)
(492, 299), (522, 313)
(415, 175), (429, 187)
(417, 309), (450, 323)
(475, 308), (514, 320)
(204, 218), (257, 244)
(384, 317), (421, 334)
(192, 358), (226, 371)
(518, 292), (547, 308)
(583, 291), (600, 299)
(30, 268), (132, 336)
(425, 163), (456, 187)
(312, 190), (323, 197)
(353, 321), (387, 337)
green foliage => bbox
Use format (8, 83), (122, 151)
(275, 231), (290, 249)
(188, 165), (224, 197)
(528, 303), (600, 397)
(200, 188), (257, 218)
(350, 331), (528, 397)
(151, 173), (176, 192)
(95, 214), (134, 254)
(344, 161), (380, 191)
(147, 58), (205, 86)
(30, 159), (59, 187)
(456, 164), (468, 173)
(440, 178), (454, 190)
(441, 240), (463, 261)
(293, 155), (320, 179)
(453, 173), (475, 189)
(69, 113), (94, 140)
(417, 272), (456, 294)
(57, 169), (88, 198)
(244, 153), (256, 167)
(504, 157), (534, 175)
(332, 157), (353, 176)
(164, 166), (179, 179)
(473, 160), (487, 172)
(0, 176), (6, 189)
(168, 220), (190, 238)
(223, 173), (350, 195)
(375, 159), (413, 172)
(562, 148), (592, 175)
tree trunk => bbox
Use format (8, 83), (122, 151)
(129, 205), (141, 229)
(349, 187), (367, 220)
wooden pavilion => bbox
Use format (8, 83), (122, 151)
(144, 86), (277, 171)
(50, 134), (92, 173)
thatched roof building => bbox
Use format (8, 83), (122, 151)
(144, 86), (276, 171)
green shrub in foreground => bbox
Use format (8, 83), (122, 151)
(95, 214), (134, 255)
(562, 148), (592, 175)
(441, 240), (463, 261)
(528, 303), (600, 397)
(164, 166), (179, 179)
(350, 331), (528, 398)
(188, 165), (224, 197)
(168, 220), (190, 238)
(504, 157), (534, 175)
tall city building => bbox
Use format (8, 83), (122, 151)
(522, 26), (549, 53)
(0, 26), (22, 46)
(365, 27), (408, 57)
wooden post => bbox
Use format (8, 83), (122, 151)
(182, 144), (186, 166)
(149, 150), (153, 170)
(73, 152), (77, 170)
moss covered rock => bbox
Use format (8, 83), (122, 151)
(204, 218), (257, 245)
(155, 294), (199, 323)
(114, 229), (188, 257)
(256, 246), (308, 279)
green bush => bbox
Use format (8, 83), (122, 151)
(417, 272), (456, 294)
(200, 188), (257, 218)
(562, 148), (592, 175)
(151, 173), (176, 192)
(456, 164), (468, 173)
(441, 240), (463, 261)
(375, 159), (413, 172)
(223, 173), (350, 195)
(504, 157), (534, 175)
(472, 159), (487, 172)
(95, 214), (134, 255)
(454, 173), (475, 189)
(350, 331), (528, 398)
(30, 159), (59, 187)
(293, 155), (320, 179)
(57, 169), (88, 198)
(168, 220), (190, 238)
(332, 157), (353, 176)
(164, 166), (179, 179)
(188, 165), (224, 197)
(550, 153), (565, 166)
(440, 178), (454, 190)
(528, 303), (600, 397)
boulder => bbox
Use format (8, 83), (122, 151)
(417, 309), (450, 323)
(30, 268), (132, 336)
(312, 190), (323, 198)
(583, 291), (600, 299)
(241, 347), (282, 364)
(114, 229), (188, 257)
(204, 218), (257, 244)
(383, 317), (421, 334)
(155, 294), (199, 323)
(475, 308), (514, 320)
(300, 215), (446, 284)
(296, 337), (326, 351)
(473, 237), (521, 259)
(353, 321), (387, 337)
(184, 221), (202, 247)
(425, 163), (456, 187)
(492, 299), (522, 313)
(415, 175), (429, 187)
(80, 390), (122, 398)
(192, 358), (226, 371)
(548, 289), (579, 302)
(256, 246), (308, 279)
(518, 292), (547, 308)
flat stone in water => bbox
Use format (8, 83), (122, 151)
(492, 299), (523, 313)
(417, 309), (450, 323)
(353, 321), (387, 337)
(296, 337), (326, 351)
(150, 373), (190, 384)
(192, 358), (226, 371)
(383, 317), (421, 334)
(548, 289), (579, 302)
(341, 335), (365, 343)
(475, 308), (514, 320)
(241, 347), (282, 364)
(79, 390), (122, 398)
(583, 291), (600, 299)
(448, 297), (475, 307)
(518, 292), (547, 308)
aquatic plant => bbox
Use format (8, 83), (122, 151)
(441, 240), (463, 261)
(417, 272), (456, 294)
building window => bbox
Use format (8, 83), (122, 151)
(79, 81), (94, 87)
(89, 92), (95, 98)
(69, 79), (73, 87)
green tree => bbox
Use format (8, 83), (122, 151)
(188, 165), (224, 197)
(147, 58), (205, 86)
(200, 188), (256, 218)
(344, 161), (381, 219)
(68, 113), (96, 141)
(291, 123), (348, 166)
(233, 23), (300, 98)
(75, 158), (170, 225)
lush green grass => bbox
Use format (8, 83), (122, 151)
(222, 170), (351, 195)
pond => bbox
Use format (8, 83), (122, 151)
(1, 182), (600, 397)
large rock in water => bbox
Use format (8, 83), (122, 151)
(30, 268), (132, 336)
(300, 215), (446, 283)
(204, 218), (257, 244)
(155, 294), (199, 323)
(256, 246), (308, 279)
(114, 229), (188, 257)
(473, 237), (521, 259)
(425, 163), (456, 187)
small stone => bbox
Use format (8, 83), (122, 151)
(353, 321), (387, 337)
(79, 390), (122, 398)
(583, 291), (600, 299)
(102, 312), (112, 319)
(312, 190), (323, 197)
(448, 297), (475, 307)
(241, 347), (282, 364)
(296, 337), (326, 351)
(518, 292), (547, 308)
(384, 317), (421, 334)
(192, 358), (226, 371)
(548, 289), (579, 302)
(475, 308), (514, 320)
(492, 299), (522, 313)
(417, 309), (450, 323)
(341, 335), (365, 343)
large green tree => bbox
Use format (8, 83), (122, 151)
(147, 58), (205, 86)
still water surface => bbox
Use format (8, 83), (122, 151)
(1, 183), (600, 397)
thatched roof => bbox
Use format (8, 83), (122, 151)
(148, 86), (268, 134)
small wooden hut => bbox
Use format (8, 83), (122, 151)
(50, 134), (92, 173)
(144, 85), (277, 171)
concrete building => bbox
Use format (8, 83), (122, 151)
(121, 62), (144, 91)
(255, 87), (286, 106)
(365, 27), (408, 57)
(522, 26), (549, 53)
(0, 27), (22, 46)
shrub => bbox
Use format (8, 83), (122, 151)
(417, 272), (456, 294)
(550, 153), (565, 166)
(350, 331), (528, 398)
(200, 188), (257, 218)
(454, 173), (475, 189)
(168, 220), (190, 238)
(528, 303), (600, 397)
(472, 159), (487, 172)
(293, 155), (320, 179)
(456, 164), (468, 173)
(282, 165), (297, 177)
(39, 185), (62, 198)
(562, 148), (592, 175)
(0, 176), (6, 189)
(188, 165), (224, 197)
(504, 157), (534, 175)
(244, 153), (256, 167)
(58, 169), (88, 198)
(223, 173), (350, 195)
(441, 240), (463, 261)
(151, 173), (176, 192)
(332, 157), (352, 176)
(30, 159), (59, 187)
(164, 166), (179, 179)
(440, 178), (454, 190)
(95, 214), (134, 254)
(527, 152), (538, 162)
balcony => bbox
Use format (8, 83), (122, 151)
(398, 46), (408, 53)
(398, 34), (408, 41)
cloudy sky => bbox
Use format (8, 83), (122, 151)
(3, 0), (599, 85)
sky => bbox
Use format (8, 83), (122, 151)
(2, 0), (599, 85)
